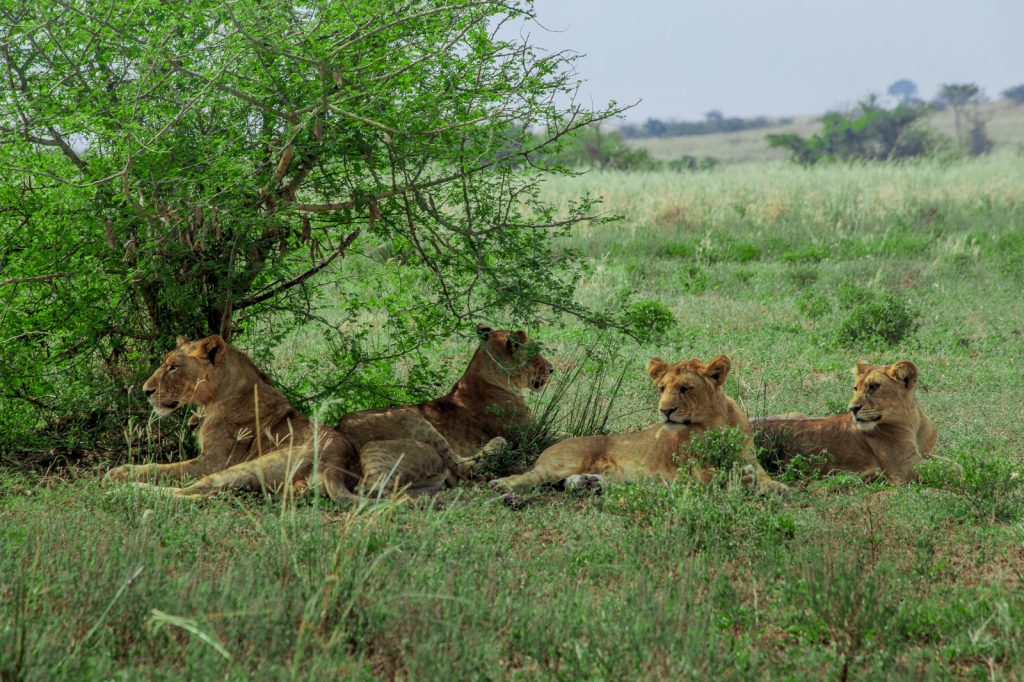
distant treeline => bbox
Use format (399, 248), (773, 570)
(618, 112), (792, 139)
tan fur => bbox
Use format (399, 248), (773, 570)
(754, 360), (938, 484)
(490, 356), (788, 493)
(105, 335), (363, 501)
(335, 325), (553, 492)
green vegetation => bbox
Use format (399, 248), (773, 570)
(0, 0), (623, 454)
(1003, 83), (1024, 104)
(626, 100), (1024, 164)
(767, 98), (936, 164)
(4, 152), (1024, 678)
(619, 111), (789, 138)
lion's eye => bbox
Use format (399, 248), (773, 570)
(868, 382), (879, 392)
(679, 386), (688, 394)
(167, 364), (177, 373)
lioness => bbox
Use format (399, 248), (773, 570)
(754, 360), (937, 484)
(490, 355), (788, 494)
(106, 335), (364, 501)
(335, 324), (553, 492)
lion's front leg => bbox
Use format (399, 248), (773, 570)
(105, 459), (209, 485)
(738, 436), (790, 494)
(171, 448), (314, 499)
(877, 444), (924, 485)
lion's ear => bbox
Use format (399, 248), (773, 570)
(195, 335), (227, 365)
(506, 330), (527, 353)
(853, 361), (873, 378)
(887, 361), (918, 390)
(175, 335), (188, 348)
(476, 324), (493, 341)
(647, 357), (669, 382)
(702, 355), (731, 387)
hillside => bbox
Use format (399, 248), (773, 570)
(627, 100), (1024, 163)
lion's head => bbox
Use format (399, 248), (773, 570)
(142, 335), (230, 415)
(646, 355), (731, 427)
(848, 360), (919, 432)
(474, 324), (553, 391)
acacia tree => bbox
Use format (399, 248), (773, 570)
(936, 83), (983, 145)
(0, 0), (626, 451)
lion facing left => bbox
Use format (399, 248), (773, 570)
(105, 335), (363, 501)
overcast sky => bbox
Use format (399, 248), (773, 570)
(523, 0), (1024, 121)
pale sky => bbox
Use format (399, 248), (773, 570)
(524, 0), (1024, 121)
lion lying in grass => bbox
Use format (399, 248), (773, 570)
(335, 324), (553, 493)
(754, 360), (937, 484)
(489, 355), (789, 494)
(105, 335), (364, 501)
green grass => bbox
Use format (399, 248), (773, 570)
(4, 153), (1024, 679)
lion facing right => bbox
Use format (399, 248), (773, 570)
(754, 360), (937, 484)
(490, 355), (788, 494)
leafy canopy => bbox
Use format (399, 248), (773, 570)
(0, 0), (625, 451)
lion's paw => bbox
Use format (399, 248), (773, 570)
(738, 464), (758, 489)
(104, 465), (139, 483)
(563, 474), (605, 493)
(760, 478), (792, 496)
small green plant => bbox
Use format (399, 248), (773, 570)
(667, 155), (720, 172)
(835, 294), (919, 348)
(620, 300), (677, 344)
(918, 452), (1024, 523)
(787, 265), (820, 288)
(684, 427), (749, 483)
(677, 263), (711, 293)
(472, 345), (629, 480)
(796, 290), (830, 320)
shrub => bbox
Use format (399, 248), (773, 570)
(685, 427), (747, 471)
(835, 294), (919, 348)
(620, 300), (676, 344)
(1003, 83), (1024, 104)
(918, 452), (1024, 523)
(767, 98), (938, 165)
(667, 156), (720, 172)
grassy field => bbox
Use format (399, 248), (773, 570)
(4, 153), (1024, 679)
(629, 100), (1024, 163)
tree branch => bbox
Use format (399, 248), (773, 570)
(234, 228), (361, 310)
(0, 272), (72, 288)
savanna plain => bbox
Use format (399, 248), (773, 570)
(3, 151), (1024, 680)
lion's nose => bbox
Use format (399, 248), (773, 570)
(143, 387), (156, 397)
(661, 407), (676, 418)
(849, 404), (861, 415)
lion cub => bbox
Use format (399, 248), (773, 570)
(755, 360), (937, 484)
(490, 355), (788, 494)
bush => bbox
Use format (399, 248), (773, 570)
(620, 300), (676, 344)
(545, 126), (662, 171)
(919, 451), (1024, 523)
(1003, 84), (1024, 104)
(767, 98), (938, 165)
(667, 156), (720, 172)
(835, 294), (919, 348)
(684, 427), (749, 479)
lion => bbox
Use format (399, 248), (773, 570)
(334, 324), (553, 493)
(753, 360), (938, 484)
(105, 335), (367, 501)
(489, 355), (789, 494)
